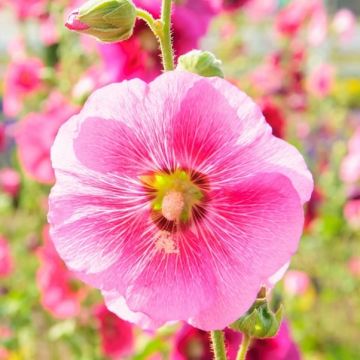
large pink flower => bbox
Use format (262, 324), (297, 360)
(36, 226), (83, 319)
(99, 0), (215, 82)
(16, 94), (78, 184)
(3, 58), (44, 117)
(48, 71), (313, 330)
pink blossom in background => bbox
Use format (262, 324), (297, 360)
(94, 304), (134, 359)
(36, 226), (83, 319)
(3, 58), (44, 117)
(275, 1), (309, 37)
(0, 236), (12, 277)
(348, 256), (360, 278)
(16, 94), (78, 184)
(275, 0), (325, 38)
(243, 0), (277, 21)
(0, 168), (21, 198)
(341, 154), (360, 184)
(171, 321), (300, 360)
(332, 9), (357, 44)
(72, 67), (109, 102)
(4, 0), (46, 19)
(209, 0), (249, 12)
(283, 270), (310, 296)
(171, 324), (213, 360)
(344, 197), (360, 229)
(307, 64), (335, 99)
(48, 71), (313, 330)
(99, 0), (216, 82)
(247, 321), (301, 360)
(250, 54), (284, 95)
(307, 8), (327, 46)
(260, 98), (286, 139)
(0, 327), (11, 360)
(39, 16), (60, 46)
(171, 324), (241, 360)
(341, 128), (360, 184)
(0, 123), (6, 152)
(304, 188), (322, 230)
(7, 37), (27, 62)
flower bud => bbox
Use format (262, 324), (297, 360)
(65, 0), (137, 43)
(177, 50), (224, 78)
(229, 287), (284, 339)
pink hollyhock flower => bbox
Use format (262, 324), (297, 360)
(94, 304), (134, 358)
(307, 8), (327, 46)
(307, 64), (335, 99)
(304, 188), (322, 230)
(209, 0), (249, 12)
(0, 236), (12, 277)
(0, 168), (21, 198)
(72, 67), (110, 103)
(0, 123), (6, 152)
(260, 98), (286, 139)
(283, 270), (310, 296)
(344, 196), (360, 229)
(247, 321), (301, 360)
(99, 0), (215, 82)
(36, 226), (83, 319)
(332, 9), (357, 44)
(0, 327), (11, 360)
(243, 0), (277, 21)
(250, 55), (284, 95)
(16, 94), (78, 184)
(171, 321), (300, 360)
(348, 256), (360, 278)
(39, 16), (60, 46)
(275, 0), (324, 38)
(3, 58), (44, 117)
(341, 128), (360, 184)
(171, 323), (240, 360)
(4, 0), (46, 19)
(48, 71), (313, 330)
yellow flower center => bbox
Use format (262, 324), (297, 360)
(141, 169), (205, 224)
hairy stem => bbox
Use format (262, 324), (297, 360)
(236, 333), (251, 360)
(159, 0), (175, 71)
(210, 330), (228, 360)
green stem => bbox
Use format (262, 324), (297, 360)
(236, 334), (251, 360)
(136, 9), (158, 33)
(210, 330), (228, 360)
(136, 1), (175, 71)
(159, 0), (175, 71)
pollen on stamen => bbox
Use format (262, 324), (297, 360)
(161, 191), (185, 221)
(154, 230), (179, 254)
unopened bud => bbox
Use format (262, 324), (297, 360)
(65, 0), (137, 43)
(229, 287), (284, 339)
(177, 50), (224, 78)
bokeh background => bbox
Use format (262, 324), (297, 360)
(1, 0), (360, 359)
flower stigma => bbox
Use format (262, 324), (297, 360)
(141, 168), (206, 227)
